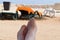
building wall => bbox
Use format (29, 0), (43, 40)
(53, 3), (60, 10)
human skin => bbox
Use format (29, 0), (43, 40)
(17, 18), (37, 40)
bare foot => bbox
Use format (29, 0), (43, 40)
(17, 18), (37, 40)
(17, 25), (28, 40)
(25, 18), (37, 40)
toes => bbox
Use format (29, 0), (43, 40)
(27, 18), (36, 30)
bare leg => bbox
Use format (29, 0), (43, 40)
(17, 18), (37, 40)
(17, 25), (28, 40)
(25, 18), (37, 40)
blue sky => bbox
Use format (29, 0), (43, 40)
(0, 0), (60, 4)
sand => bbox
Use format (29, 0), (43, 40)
(0, 16), (60, 40)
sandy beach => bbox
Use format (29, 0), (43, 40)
(0, 1), (60, 40)
(0, 16), (60, 40)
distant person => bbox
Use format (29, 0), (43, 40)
(17, 18), (37, 40)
